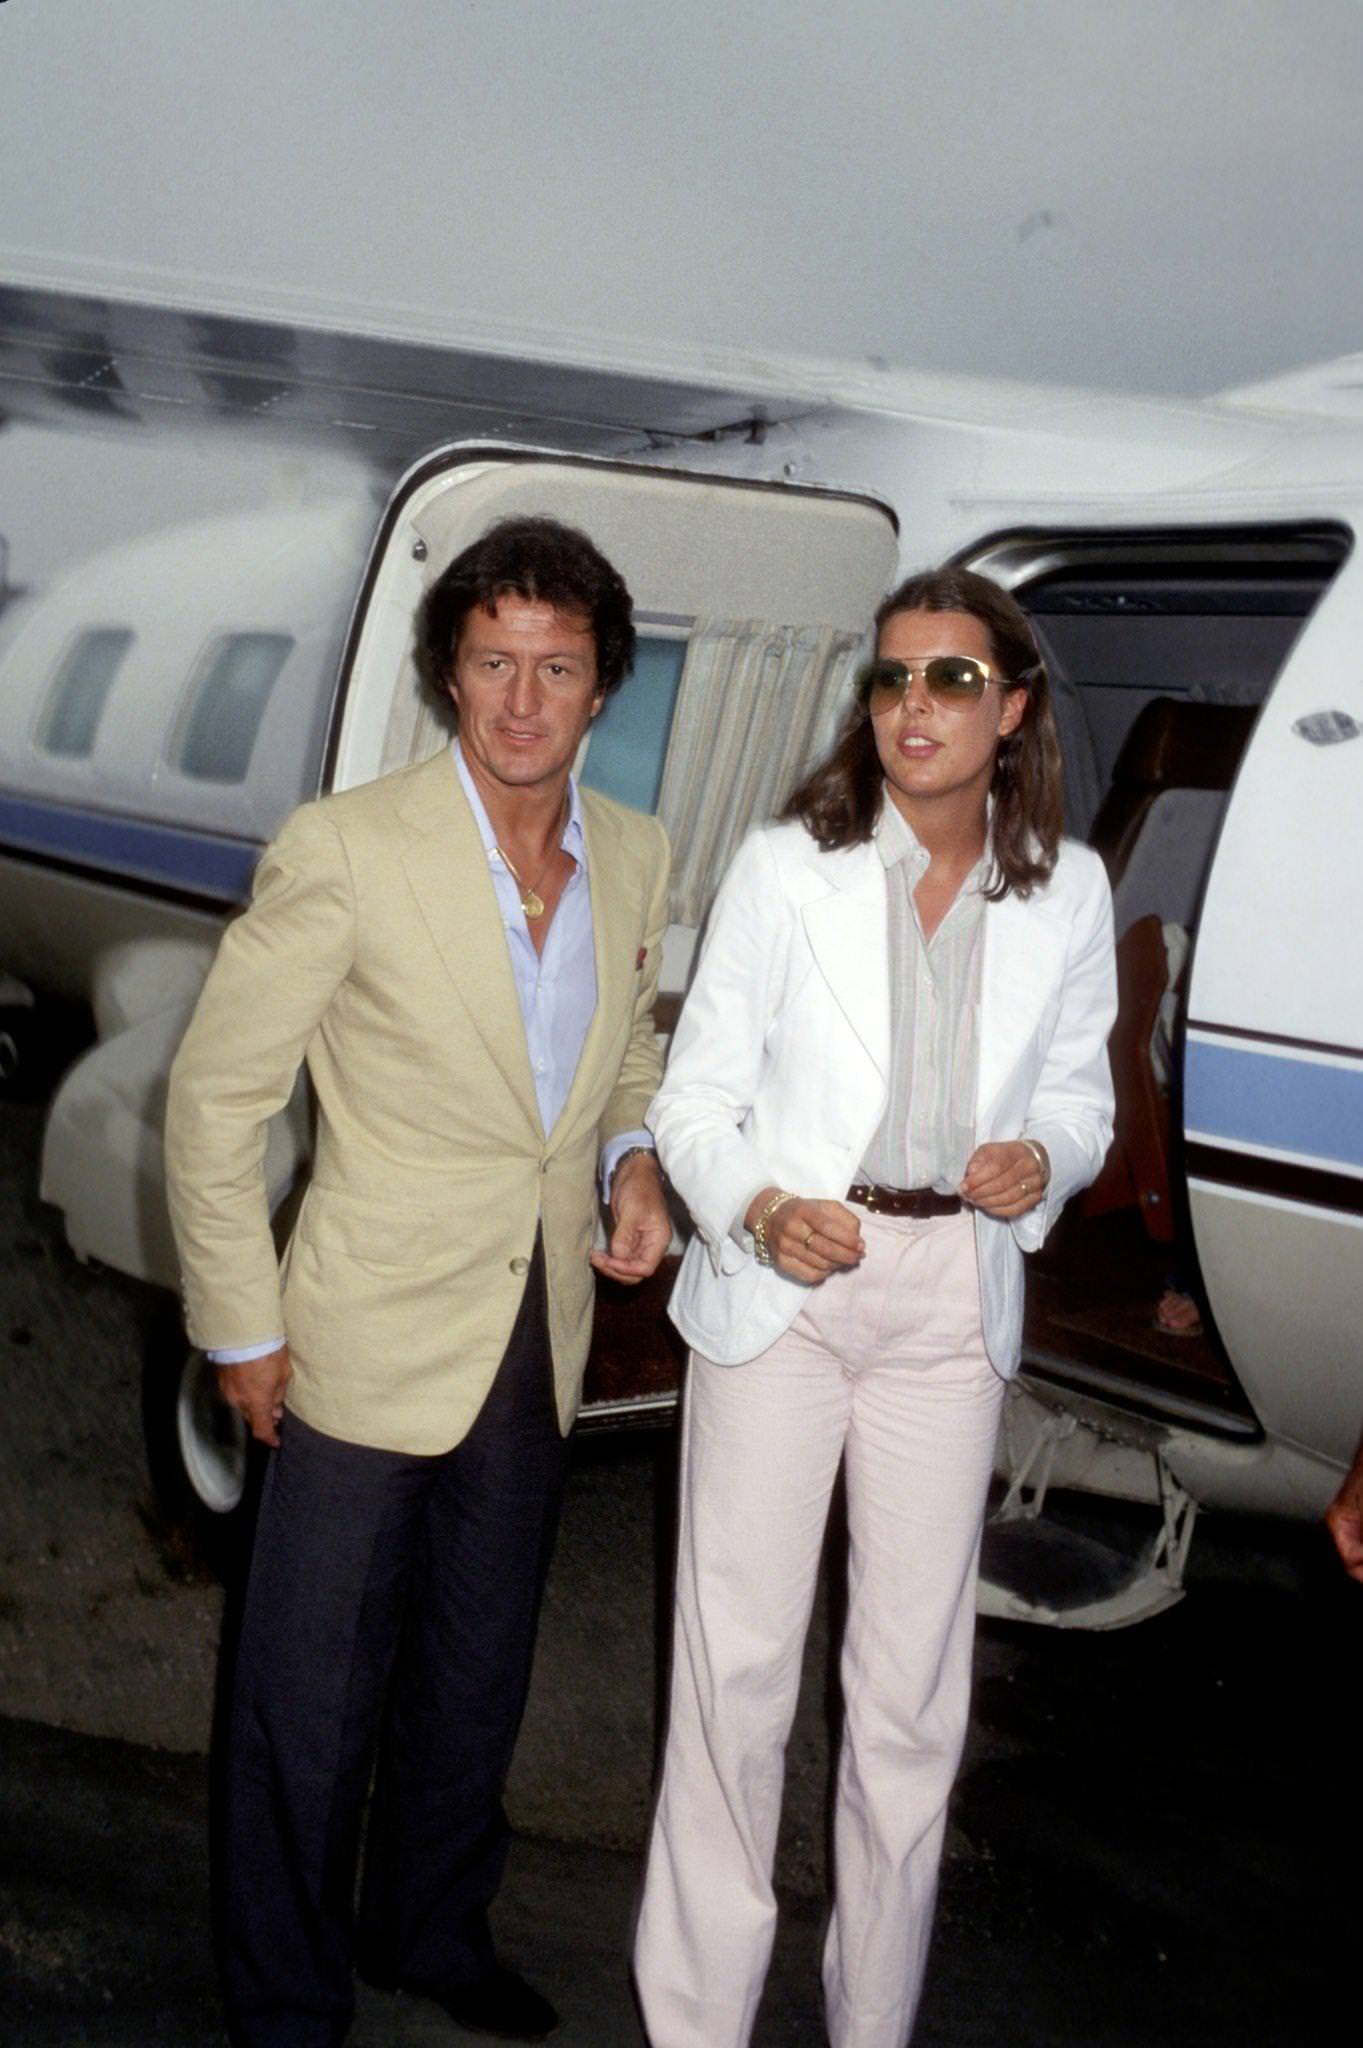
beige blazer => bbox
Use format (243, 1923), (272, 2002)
(165, 749), (670, 1454)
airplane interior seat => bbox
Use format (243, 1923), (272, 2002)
(1089, 695), (1257, 937)
(1109, 788), (1226, 937)
(1043, 664), (1103, 840)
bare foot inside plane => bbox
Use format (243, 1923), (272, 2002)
(1155, 1288), (1203, 1338)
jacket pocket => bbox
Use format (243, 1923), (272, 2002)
(295, 1185), (440, 1267)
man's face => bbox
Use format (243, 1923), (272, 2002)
(448, 596), (604, 796)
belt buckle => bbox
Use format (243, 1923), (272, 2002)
(863, 1184), (879, 1211)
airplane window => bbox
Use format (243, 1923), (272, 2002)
(176, 632), (294, 783)
(578, 635), (687, 813)
(39, 628), (135, 758)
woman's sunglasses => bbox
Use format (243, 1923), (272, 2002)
(857, 655), (1009, 715)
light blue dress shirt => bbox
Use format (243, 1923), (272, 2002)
(451, 741), (651, 1174)
(212, 741), (653, 1363)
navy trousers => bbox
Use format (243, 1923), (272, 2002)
(220, 1243), (568, 2048)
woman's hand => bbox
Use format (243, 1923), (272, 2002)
(746, 1188), (866, 1283)
(960, 1141), (1049, 1219)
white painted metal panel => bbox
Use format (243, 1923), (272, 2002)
(1188, 1184), (1363, 1467)
(1185, 538), (1363, 1461)
(1188, 542), (1363, 1047)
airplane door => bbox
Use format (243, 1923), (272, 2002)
(1183, 547), (1363, 1470)
(329, 446), (901, 1426)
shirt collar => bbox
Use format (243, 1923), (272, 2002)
(872, 797), (928, 874)
(873, 793), (990, 889)
(451, 739), (587, 867)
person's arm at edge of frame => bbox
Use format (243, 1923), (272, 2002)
(1325, 1430), (1363, 1581)
(164, 801), (358, 1445)
(592, 817), (673, 1285)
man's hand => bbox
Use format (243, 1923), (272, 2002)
(961, 1140), (1048, 1219)
(745, 1187), (865, 1285)
(216, 1343), (292, 1448)
(592, 1151), (671, 1285)
(1325, 1438), (1363, 1582)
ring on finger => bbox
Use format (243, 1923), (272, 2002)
(801, 1224), (814, 1246)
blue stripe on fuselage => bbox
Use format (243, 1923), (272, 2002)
(0, 789), (261, 901)
(1185, 1037), (1363, 1173)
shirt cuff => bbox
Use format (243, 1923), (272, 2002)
(730, 1181), (774, 1253)
(208, 1337), (286, 1365)
(600, 1128), (655, 1198)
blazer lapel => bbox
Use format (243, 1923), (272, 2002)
(977, 887), (1067, 1115)
(800, 841), (891, 1080)
(393, 753), (542, 1136)
(547, 795), (638, 1148)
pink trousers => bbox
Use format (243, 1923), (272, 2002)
(634, 1209), (1005, 2048)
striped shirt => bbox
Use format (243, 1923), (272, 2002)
(857, 800), (986, 1194)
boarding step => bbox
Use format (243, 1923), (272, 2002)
(978, 1399), (1198, 1631)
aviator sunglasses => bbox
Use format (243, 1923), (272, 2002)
(857, 654), (1012, 715)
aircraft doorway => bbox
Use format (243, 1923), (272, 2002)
(976, 525), (1350, 1437)
(330, 447), (903, 1424)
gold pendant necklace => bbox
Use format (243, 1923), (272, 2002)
(496, 809), (565, 920)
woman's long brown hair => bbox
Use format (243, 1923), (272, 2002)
(782, 566), (1064, 899)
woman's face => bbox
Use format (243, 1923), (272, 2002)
(870, 607), (1027, 821)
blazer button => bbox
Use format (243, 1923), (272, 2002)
(510, 1256), (530, 1276)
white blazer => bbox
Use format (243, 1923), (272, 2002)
(649, 820), (1116, 1375)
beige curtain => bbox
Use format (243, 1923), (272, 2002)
(381, 669), (453, 776)
(657, 619), (863, 928)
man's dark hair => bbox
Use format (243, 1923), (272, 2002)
(782, 565), (1064, 900)
(416, 515), (636, 701)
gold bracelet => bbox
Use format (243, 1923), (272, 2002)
(1019, 1137), (1051, 1187)
(752, 1190), (798, 1267)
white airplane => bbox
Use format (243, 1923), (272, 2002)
(1, 287), (1359, 1626)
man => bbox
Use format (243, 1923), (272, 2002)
(165, 516), (672, 2046)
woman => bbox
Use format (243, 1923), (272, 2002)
(633, 568), (1116, 2048)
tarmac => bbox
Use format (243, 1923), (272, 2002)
(1, 1094), (1359, 2044)
(4, 1493), (1359, 2048)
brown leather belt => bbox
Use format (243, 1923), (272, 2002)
(846, 1182), (962, 1219)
